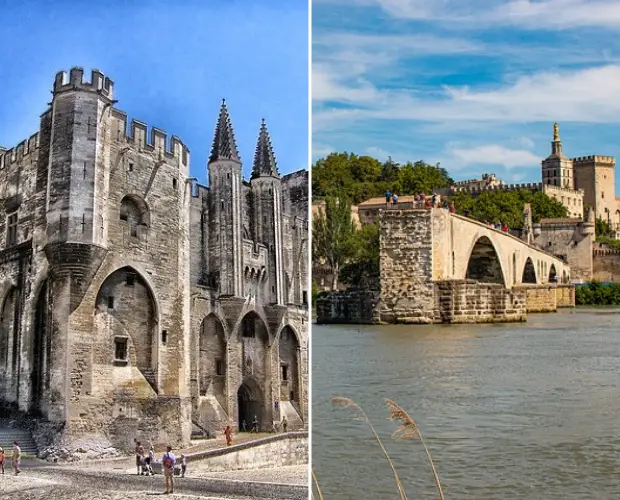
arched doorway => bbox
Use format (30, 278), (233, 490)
(549, 264), (557, 283)
(0, 288), (18, 377)
(279, 326), (300, 404)
(237, 378), (263, 432)
(95, 267), (157, 385)
(521, 257), (537, 284)
(465, 236), (505, 285)
(30, 281), (50, 414)
(199, 315), (226, 396)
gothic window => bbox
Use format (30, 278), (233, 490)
(119, 195), (150, 238)
(281, 364), (289, 381)
(6, 212), (17, 247)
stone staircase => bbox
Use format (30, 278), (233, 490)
(279, 401), (304, 430)
(0, 426), (38, 455)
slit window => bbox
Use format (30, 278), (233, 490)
(107, 296), (114, 309)
(216, 359), (224, 376)
(162, 329), (168, 344)
(302, 291), (308, 305)
(128, 162), (134, 172)
(6, 212), (18, 247)
(281, 364), (288, 381)
(172, 178), (177, 189)
(114, 337), (128, 361)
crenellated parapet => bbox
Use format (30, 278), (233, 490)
(110, 109), (189, 166)
(572, 155), (615, 166)
(543, 184), (585, 196)
(0, 133), (40, 168)
(451, 182), (543, 195)
(53, 67), (114, 100)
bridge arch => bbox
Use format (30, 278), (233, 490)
(465, 236), (506, 286)
(549, 264), (557, 283)
(522, 257), (537, 284)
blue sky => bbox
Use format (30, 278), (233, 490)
(313, 0), (620, 191)
(0, 0), (308, 183)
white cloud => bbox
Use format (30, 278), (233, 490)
(315, 0), (620, 28)
(445, 144), (541, 169)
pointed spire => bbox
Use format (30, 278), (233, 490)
(551, 121), (563, 157)
(209, 99), (240, 164)
(252, 118), (279, 178)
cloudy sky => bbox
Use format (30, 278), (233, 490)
(313, 0), (620, 189)
(0, 0), (308, 183)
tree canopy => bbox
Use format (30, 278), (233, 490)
(312, 153), (453, 204)
(450, 189), (568, 228)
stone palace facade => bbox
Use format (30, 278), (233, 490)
(0, 68), (308, 450)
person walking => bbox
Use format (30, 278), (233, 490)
(252, 415), (259, 433)
(0, 447), (5, 474)
(145, 445), (155, 476)
(224, 425), (233, 446)
(136, 441), (145, 475)
(180, 454), (187, 478)
(12, 441), (21, 475)
(162, 446), (176, 494)
(282, 416), (288, 432)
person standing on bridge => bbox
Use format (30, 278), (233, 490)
(224, 425), (233, 446)
(0, 446), (5, 474)
(449, 201), (455, 213)
(162, 446), (176, 494)
(385, 190), (391, 203)
(392, 193), (399, 205)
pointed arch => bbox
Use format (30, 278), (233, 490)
(199, 314), (226, 396)
(0, 287), (18, 378)
(278, 325), (300, 404)
(522, 257), (537, 284)
(120, 194), (150, 237)
(465, 236), (506, 286)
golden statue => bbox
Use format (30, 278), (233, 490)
(553, 122), (559, 141)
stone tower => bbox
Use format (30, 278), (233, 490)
(573, 154), (617, 225)
(250, 120), (285, 305)
(44, 68), (113, 420)
(207, 100), (243, 297)
(541, 122), (574, 189)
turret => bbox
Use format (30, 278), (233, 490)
(541, 122), (574, 190)
(207, 100), (243, 297)
(250, 119), (285, 305)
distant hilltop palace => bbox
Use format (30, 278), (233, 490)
(444, 123), (619, 226)
(0, 67), (308, 453)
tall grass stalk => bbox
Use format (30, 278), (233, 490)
(312, 470), (325, 500)
(332, 396), (408, 500)
(385, 399), (445, 500)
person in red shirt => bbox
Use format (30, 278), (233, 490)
(502, 224), (509, 232)
(449, 202), (455, 213)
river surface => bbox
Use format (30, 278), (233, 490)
(311, 308), (620, 499)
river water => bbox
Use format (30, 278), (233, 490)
(311, 308), (620, 499)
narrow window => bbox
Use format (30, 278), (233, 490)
(281, 364), (289, 381)
(302, 291), (308, 305)
(216, 359), (224, 376)
(114, 338), (128, 361)
(162, 329), (168, 344)
(6, 212), (18, 247)
(107, 296), (114, 309)
(130, 225), (137, 238)
(126, 273), (135, 286)
(272, 286), (275, 293)
(128, 162), (134, 172)
(227, 172), (230, 179)
(221, 201), (224, 210)
(172, 178), (177, 189)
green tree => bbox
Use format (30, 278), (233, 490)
(312, 195), (355, 290)
(596, 217), (611, 237)
(340, 222), (380, 289)
(397, 161), (453, 194)
(450, 189), (568, 228)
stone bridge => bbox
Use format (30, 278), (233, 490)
(378, 208), (573, 324)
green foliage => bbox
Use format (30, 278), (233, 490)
(340, 222), (380, 289)
(595, 217), (611, 237)
(575, 282), (620, 305)
(312, 194), (355, 290)
(596, 236), (620, 249)
(312, 153), (453, 204)
(450, 189), (568, 227)
(312, 280), (319, 304)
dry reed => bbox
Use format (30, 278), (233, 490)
(331, 396), (408, 500)
(312, 470), (325, 500)
(385, 399), (445, 500)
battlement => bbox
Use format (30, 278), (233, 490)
(542, 184), (585, 196)
(451, 182), (542, 194)
(0, 133), (40, 168)
(110, 109), (189, 166)
(53, 67), (114, 100)
(572, 155), (615, 166)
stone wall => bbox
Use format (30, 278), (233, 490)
(593, 246), (620, 282)
(514, 284), (557, 313)
(186, 431), (308, 471)
(434, 280), (526, 324)
(555, 284), (575, 307)
(315, 290), (380, 324)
